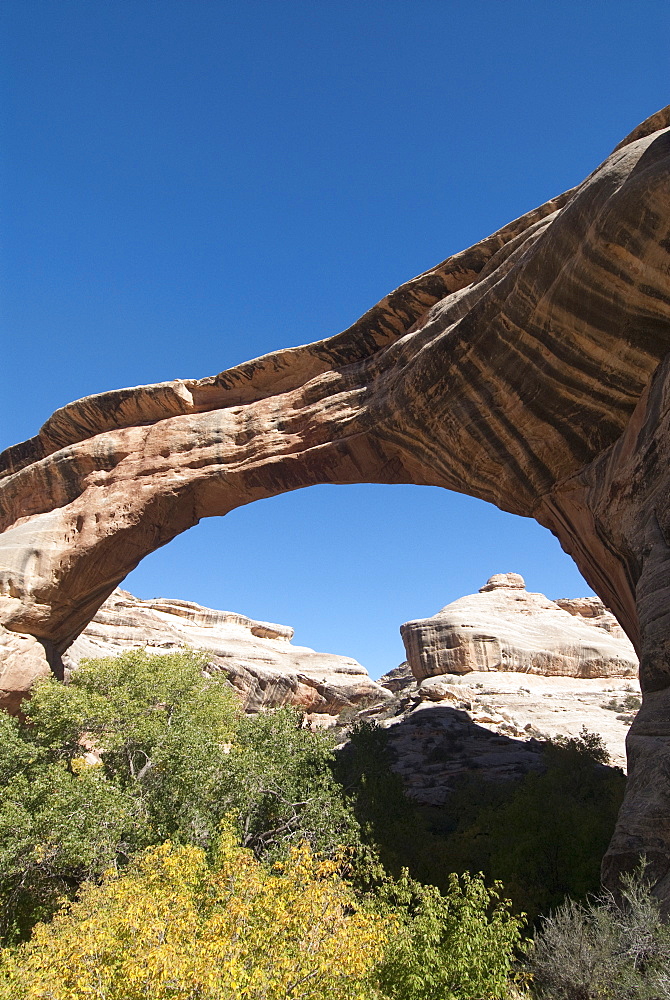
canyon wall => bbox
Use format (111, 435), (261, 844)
(64, 588), (390, 717)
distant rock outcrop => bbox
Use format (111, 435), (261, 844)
(374, 661), (639, 780)
(400, 574), (638, 682)
(63, 589), (391, 716)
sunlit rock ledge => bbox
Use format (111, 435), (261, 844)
(401, 573), (638, 682)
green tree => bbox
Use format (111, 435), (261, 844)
(0, 651), (364, 941)
(373, 867), (526, 1000)
(0, 712), (136, 942)
(226, 706), (360, 860)
(436, 730), (625, 920)
(24, 649), (239, 784)
(27, 650), (358, 859)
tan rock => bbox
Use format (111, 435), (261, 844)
(63, 589), (390, 716)
(378, 661), (415, 694)
(401, 574), (638, 681)
(555, 597), (630, 637)
(0, 627), (52, 714)
(382, 701), (547, 807)
(417, 677), (463, 702)
(371, 667), (640, 805)
(376, 618), (641, 774)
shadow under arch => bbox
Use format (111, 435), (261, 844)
(336, 703), (626, 922)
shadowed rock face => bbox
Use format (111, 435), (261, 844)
(2, 107), (670, 898)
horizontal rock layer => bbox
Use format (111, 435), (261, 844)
(63, 589), (390, 716)
(375, 662), (639, 780)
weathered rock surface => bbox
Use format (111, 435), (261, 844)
(2, 106), (670, 898)
(372, 680), (636, 808)
(0, 630), (53, 714)
(379, 702), (547, 807)
(63, 589), (390, 716)
(385, 576), (639, 797)
(401, 573), (638, 681)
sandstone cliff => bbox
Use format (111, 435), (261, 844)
(401, 573), (638, 681)
(64, 589), (391, 716)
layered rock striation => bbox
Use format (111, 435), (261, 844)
(2, 106), (670, 898)
(64, 589), (390, 716)
(401, 573), (638, 681)
(376, 575), (640, 793)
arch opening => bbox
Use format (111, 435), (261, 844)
(123, 483), (597, 680)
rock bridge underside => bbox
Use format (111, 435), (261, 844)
(2, 107), (670, 899)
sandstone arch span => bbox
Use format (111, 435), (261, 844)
(2, 107), (670, 898)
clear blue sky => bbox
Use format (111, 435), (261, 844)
(2, 2), (668, 676)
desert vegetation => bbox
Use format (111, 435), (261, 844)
(0, 650), (664, 998)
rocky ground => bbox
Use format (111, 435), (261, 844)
(365, 664), (639, 805)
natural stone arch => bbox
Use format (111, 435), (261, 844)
(2, 106), (670, 899)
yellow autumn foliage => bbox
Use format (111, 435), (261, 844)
(0, 833), (388, 1000)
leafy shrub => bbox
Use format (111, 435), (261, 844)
(529, 863), (670, 999)
(0, 832), (387, 1000)
(551, 728), (612, 764)
(0, 651), (361, 941)
(604, 693), (641, 723)
(0, 711), (138, 942)
(0, 826), (526, 1000)
(432, 729), (626, 921)
(373, 867), (526, 1000)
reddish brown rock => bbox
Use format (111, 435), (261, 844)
(0, 628), (53, 714)
(1, 106), (670, 898)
